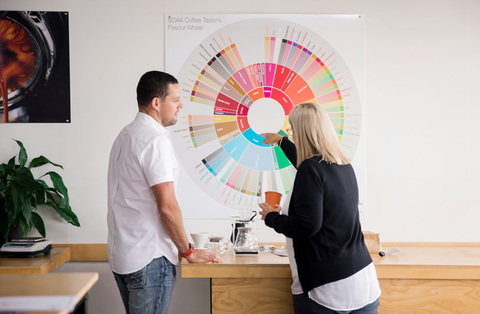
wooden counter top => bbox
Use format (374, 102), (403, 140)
(373, 246), (480, 279)
(182, 245), (480, 280)
(182, 249), (290, 278)
(0, 272), (98, 298)
(0, 272), (98, 314)
(0, 247), (70, 274)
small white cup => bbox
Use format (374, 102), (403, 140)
(190, 232), (210, 249)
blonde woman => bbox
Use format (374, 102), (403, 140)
(260, 102), (380, 314)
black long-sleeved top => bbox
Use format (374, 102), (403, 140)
(265, 137), (372, 292)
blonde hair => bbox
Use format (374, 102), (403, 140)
(289, 102), (350, 166)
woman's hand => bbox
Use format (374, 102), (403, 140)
(260, 133), (283, 146)
(259, 202), (282, 220)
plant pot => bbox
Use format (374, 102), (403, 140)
(8, 226), (24, 241)
(0, 226), (24, 248)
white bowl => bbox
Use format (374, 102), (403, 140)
(190, 232), (210, 249)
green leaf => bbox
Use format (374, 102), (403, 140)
(35, 180), (50, 205)
(5, 201), (15, 229)
(15, 166), (35, 178)
(47, 201), (80, 227)
(10, 185), (22, 218)
(13, 170), (43, 192)
(0, 164), (6, 177)
(21, 194), (33, 227)
(17, 214), (31, 237)
(45, 189), (62, 207)
(14, 139), (28, 168)
(29, 156), (64, 170)
(31, 212), (46, 237)
(28, 196), (35, 209)
(44, 171), (69, 208)
(11, 185), (32, 226)
(7, 156), (15, 168)
(33, 191), (45, 206)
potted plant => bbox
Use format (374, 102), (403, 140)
(0, 139), (80, 245)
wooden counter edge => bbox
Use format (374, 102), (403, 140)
(74, 272), (100, 302)
(42, 247), (71, 274)
(181, 261), (292, 279)
(181, 262), (480, 280)
(382, 242), (480, 247)
(0, 247), (70, 274)
(375, 265), (480, 280)
(0, 272), (99, 310)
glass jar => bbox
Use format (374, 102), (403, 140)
(206, 236), (230, 255)
(206, 242), (226, 255)
(234, 227), (258, 252)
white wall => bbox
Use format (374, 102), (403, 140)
(2, 0), (480, 313)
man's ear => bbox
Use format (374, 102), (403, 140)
(151, 97), (161, 112)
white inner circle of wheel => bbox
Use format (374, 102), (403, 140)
(247, 98), (285, 135)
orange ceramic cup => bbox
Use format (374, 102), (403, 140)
(265, 191), (282, 208)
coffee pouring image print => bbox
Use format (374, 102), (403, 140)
(0, 11), (71, 123)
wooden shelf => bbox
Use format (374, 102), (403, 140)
(0, 247), (70, 274)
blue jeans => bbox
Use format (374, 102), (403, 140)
(113, 257), (176, 314)
(293, 294), (380, 314)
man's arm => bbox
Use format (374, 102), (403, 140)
(151, 182), (222, 263)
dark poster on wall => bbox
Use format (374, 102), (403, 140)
(0, 11), (70, 123)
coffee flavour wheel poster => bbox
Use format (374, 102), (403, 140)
(166, 14), (367, 220)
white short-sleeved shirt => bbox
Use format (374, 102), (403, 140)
(107, 112), (179, 275)
(282, 185), (381, 311)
